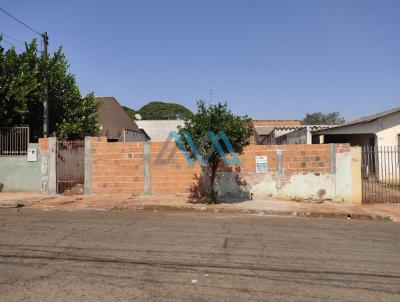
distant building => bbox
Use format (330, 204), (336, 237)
(313, 107), (400, 185)
(135, 120), (185, 142)
(251, 120), (334, 145)
(96, 96), (149, 141)
(313, 107), (400, 146)
(275, 125), (335, 144)
(251, 120), (301, 145)
(252, 120), (302, 127)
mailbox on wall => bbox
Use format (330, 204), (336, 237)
(27, 148), (38, 162)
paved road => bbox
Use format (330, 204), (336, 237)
(0, 209), (399, 302)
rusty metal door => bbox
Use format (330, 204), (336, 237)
(361, 146), (400, 203)
(56, 140), (85, 194)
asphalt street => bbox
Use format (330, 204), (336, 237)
(0, 208), (399, 301)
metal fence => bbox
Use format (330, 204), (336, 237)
(361, 146), (400, 203)
(56, 140), (85, 194)
(0, 127), (29, 156)
(119, 128), (150, 142)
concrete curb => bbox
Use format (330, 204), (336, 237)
(0, 196), (56, 209)
(114, 204), (393, 222)
(6, 198), (393, 222)
(0, 201), (25, 208)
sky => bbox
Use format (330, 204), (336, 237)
(1, 0), (399, 121)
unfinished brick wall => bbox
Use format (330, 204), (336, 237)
(90, 138), (351, 200)
(150, 142), (202, 195)
(238, 144), (349, 173)
(233, 144), (350, 190)
(91, 141), (145, 194)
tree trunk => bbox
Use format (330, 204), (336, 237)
(209, 162), (219, 203)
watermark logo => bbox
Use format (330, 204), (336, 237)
(154, 130), (240, 166)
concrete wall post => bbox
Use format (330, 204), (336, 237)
(276, 150), (283, 189)
(351, 147), (362, 204)
(329, 144), (336, 174)
(144, 141), (151, 195)
(306, 126), (312, 144)
(334, 149), (352, 202)
(84, 137), (92, 195)
(41, 137), (57, 195)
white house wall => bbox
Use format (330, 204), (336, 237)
(376, 112), (400, 146)
(375, 114), (400, 182)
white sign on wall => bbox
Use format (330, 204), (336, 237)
(256, 156), (268, 173)
(27, 148), (38, 162)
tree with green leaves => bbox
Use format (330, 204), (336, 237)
(122, 106), (136, 121)
(301, 112), (345, 125)
(137, 101), (192, 120)
(0, 37), (101, 140)
(178, 101), (254, 203)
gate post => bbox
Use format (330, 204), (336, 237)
(40, 137), (57, 195)
(84, 137), (92, 195)
(351, 147), (362, 204)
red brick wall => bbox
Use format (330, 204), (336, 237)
(90, 138), (350, 195)
(234, 144), (349, 187)
(150, 142), (202, 194)
(91, 141), (145, 194)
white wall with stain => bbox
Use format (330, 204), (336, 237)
(216, 150), (353, 202)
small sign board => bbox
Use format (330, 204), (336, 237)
(256, 156), (268, 173)
(27, 148), (38, 162)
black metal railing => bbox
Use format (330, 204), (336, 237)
(0, 127), (29, 156)
(361, 146), (400, 203)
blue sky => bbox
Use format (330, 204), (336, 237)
(1, 0), (399, 120)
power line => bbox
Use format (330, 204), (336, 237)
(0, 32), (24, 44)
(1, 38), (24, 51)
(0, 7), (41, 36)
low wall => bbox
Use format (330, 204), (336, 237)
(0, 143), (42, 192)
(89, 138), (353, 202)
(91, 140), (145, 194)
(218, 144), (352, 202)
(150, 142), (202, 195)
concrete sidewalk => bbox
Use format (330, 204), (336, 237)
(2, 192), (399, 222)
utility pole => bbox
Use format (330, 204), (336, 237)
(209, 89), (213, 107)
(42, 31), (49, 137)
